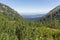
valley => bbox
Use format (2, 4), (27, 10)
(0, 3), (60, 40)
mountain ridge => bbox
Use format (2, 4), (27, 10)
(0, 3), (23, 21)
(39, 5), (60, 21)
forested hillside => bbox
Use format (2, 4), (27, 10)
(0, 3), (60, 40)
(40, 5), (60, 21)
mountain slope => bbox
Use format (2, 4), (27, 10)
(39, 5), (60, 29)
(0, 3), (23, 21)
(0, 3), (26, 40)
(40, 5), (60, 21)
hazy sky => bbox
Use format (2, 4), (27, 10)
(0, 0), (60, 15)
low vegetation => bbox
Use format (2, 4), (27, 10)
(0, 3), (60, 40)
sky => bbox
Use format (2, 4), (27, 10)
(0, 0), (60, 15)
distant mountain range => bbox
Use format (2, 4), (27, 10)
(22, 14), (45, 21)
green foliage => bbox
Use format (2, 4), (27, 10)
(0, 3), (60, 40)
(0, 11), (60, 40)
